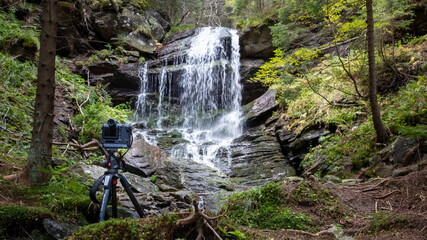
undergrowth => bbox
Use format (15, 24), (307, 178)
(224, 183), (312, 230)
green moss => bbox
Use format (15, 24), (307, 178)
(68, 214), (178, 240)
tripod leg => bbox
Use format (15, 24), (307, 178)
(99, 175), (113, 222)
(118, 174), (145, 218)
(111, 178), (118, 218)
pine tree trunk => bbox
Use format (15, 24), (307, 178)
(26, 0), (58, 184)
(366, 0), (389, 143)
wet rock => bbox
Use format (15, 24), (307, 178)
(42, 219), (80, 240)
(154, 158), (232, 193)
(124, 134), (168, 177)
(243, 90), (279, 128)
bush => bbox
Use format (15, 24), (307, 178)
(225, 183), (312, 230)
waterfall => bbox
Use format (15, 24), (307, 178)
(134, 27), (242, 171)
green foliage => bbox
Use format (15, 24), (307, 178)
(225, 183), (312, 230)
(0, 10), (39, 51)
(383, 76), (427, 138)
(73, 101), (131, 143)
(56, 66), (132, 143)
(226, 0), (278, 28)
(0, 53), (36, 158)
(16, 165), (92, 223)
(369, 212), (408, 233)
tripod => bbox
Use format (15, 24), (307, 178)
(89, 149), (145, 222)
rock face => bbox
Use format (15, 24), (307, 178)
(92, 7), (170, 54)
(227, 129), (295, 185)
(88, 61), (142, 104)
(369, 136), (425, 177)
(240, 59), (268, 104)
(239, 25), (275, 59)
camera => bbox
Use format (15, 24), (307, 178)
(101, 119), (133, 149)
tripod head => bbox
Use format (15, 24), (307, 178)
(101, 149), (127, 170)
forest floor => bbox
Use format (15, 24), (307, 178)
(244, 166), (427, 240)
(1, 159), (426, 240)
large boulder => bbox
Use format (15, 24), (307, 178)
(123, 133), (168, 177)
(243, 90), (279, 128)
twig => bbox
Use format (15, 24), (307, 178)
(375, 200), (378, 213)
(278, 229), (331, 237)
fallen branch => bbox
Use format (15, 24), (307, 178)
(53, 139), (109, 157)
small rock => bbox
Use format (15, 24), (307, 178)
(42, 219), (80, 240)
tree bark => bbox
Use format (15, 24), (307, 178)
(366, 0), (389, 143)
(25, 0), (58, 184)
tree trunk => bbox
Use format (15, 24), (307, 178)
(25, 0), (58, 184)
(366, 0), (389, 143)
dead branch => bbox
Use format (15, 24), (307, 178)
(177, 198), (224, 240)
(53, 139), (109, 157)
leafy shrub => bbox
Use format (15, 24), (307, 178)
(225, 183), (312, 230)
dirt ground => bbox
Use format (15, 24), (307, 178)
(244, 167), (427, 240)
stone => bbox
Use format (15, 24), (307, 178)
(123, 31), (157, 54)
(70, 162), (106, 180)
(123, 134), (168, 177)
(389, 137), (418, 165)
(122, 172), (159, 193)
(243, 90), (279, 128)
(42, 219), (80, 240)
(369, 136), (422, 177)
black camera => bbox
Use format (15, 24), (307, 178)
(101, 119), (133, 149)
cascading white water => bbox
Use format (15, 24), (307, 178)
(135, 27), (242, 170)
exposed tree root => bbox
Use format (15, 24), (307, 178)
(177, 198), (224, 240)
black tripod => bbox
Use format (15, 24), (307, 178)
(89, 149), (145, 222)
